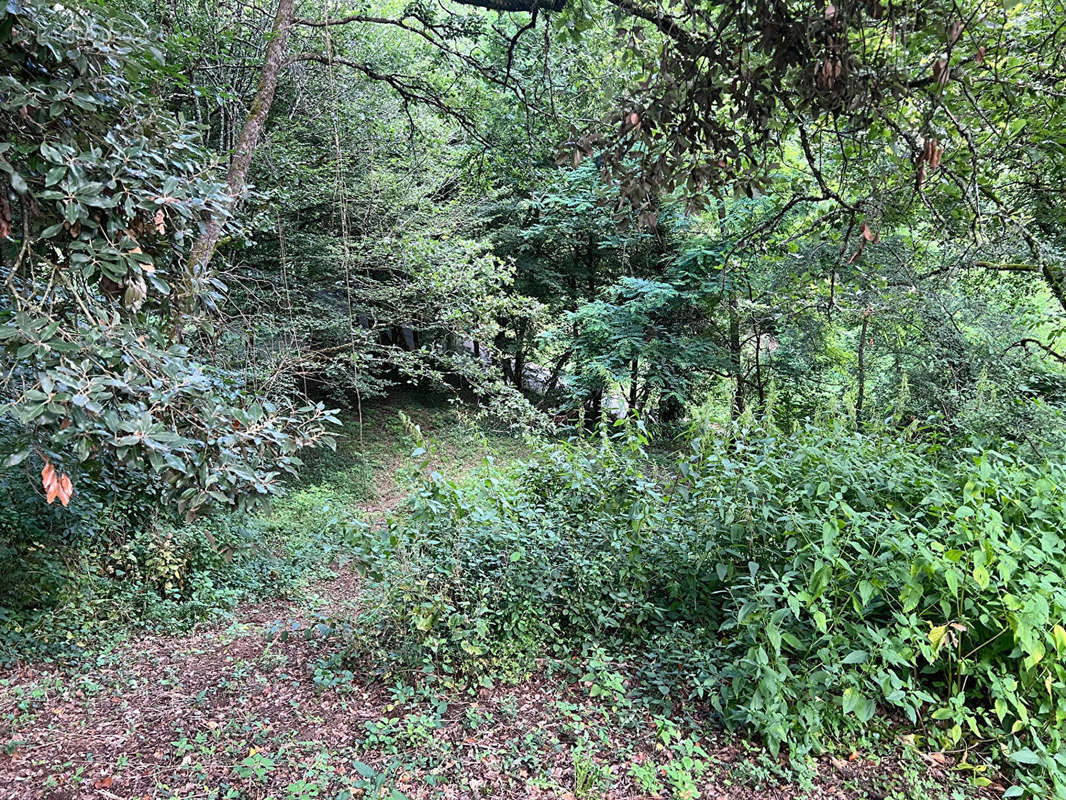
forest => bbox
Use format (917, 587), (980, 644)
(3, 0), (1066, 797)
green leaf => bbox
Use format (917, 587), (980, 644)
(3, 449), (30, 467)
(928, 624), (948, 662)
(1009, 748), (1042, 765)
(766, 623), (782, 654)
(812, 609), (827, 633)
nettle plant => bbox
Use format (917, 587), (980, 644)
(0, 0), (336, 520)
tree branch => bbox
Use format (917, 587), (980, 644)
(1006, 338), (1066, 364)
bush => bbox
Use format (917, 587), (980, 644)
(0, 472), (358, 665)
(346, 421), (1066, 797)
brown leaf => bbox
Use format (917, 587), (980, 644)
(975, 45), (986, 65)
(94, 776), (114, 789)
(41, 459), (73, 506)
(932, 58), (950, 87)
(0, 194), (11, 239)
(949, 20), (964, 44)
(57, 474), (73, 507)
(42, 461), (56, 490)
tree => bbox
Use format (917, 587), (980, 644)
(0, 0), (336, 518)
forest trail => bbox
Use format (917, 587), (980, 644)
(0, 557), (944, 800)
(0, 402), (974, 800)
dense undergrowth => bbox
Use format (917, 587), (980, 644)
(0, 397), (525, 667)
(0, 398), (461, 665)
(344, 419), (1066, 798)
(0, 471), (355, 666)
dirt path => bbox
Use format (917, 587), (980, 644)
(0, 559), (949, 800)
(0, 403), (970, 800)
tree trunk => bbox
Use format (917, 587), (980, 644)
(855, 309), (871, 432)
(538, 347), (573, 405)
(512, 318), (528, 390)
(628, 356), (639, 414)
(717, 203), (744, 417)
(728, 300), (744, 416)
(177, 0), (296, 335)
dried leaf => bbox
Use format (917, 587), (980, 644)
(932, 58), (950, 87)
(41, 458), (73, 506)
(58, 474), (73, 507)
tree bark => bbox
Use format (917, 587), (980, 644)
(718, 203), (744, 417)
(512, 318), (528, 390)
(855, 309), (871, 432)
(178, 0), (296, 334)
(628, 356), (639, 413)
(728, 299), (744, 416)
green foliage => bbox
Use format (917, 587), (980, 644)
(0, 446), (362, 665)
(0, 0), (337, 519)
(345, 420), (1066, 796)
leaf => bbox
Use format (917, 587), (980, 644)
(1053, 624), (1066, 655)
(766, 623), (782, 654)
(57, 473), (73, 506)
(3, 449), (29, 467)
(1009, 748), (1042, 765)
(351, 759), (376, 778)
(813, 609), (827, 633)
(842, 687), (867, 716)
(40, 458), (73, 506)
(928, 624), (949, 662)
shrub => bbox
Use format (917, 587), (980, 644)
(346, 421), (1066, 796)
(0, 472), (358, 664)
